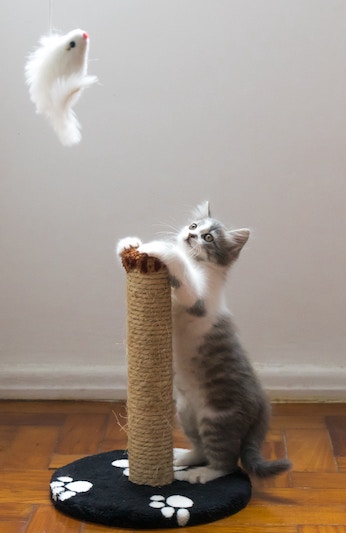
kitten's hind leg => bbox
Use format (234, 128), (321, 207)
(174, 447), (206, 467)
(176, 413), (241, 484)
(175, 400), (207, 467)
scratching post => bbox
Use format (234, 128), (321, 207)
(121, 247), (174, 486)
(50, 245), (251, 529)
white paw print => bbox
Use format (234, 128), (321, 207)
(149, 494), (193, 527)
(50, 476), (93, 502)
(112, 458), (129, 476)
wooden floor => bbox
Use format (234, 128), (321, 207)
(0, 401), (345, 532)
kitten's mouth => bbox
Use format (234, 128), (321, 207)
(185, 236), (196, 249)
(186, 234), (198, 246)
(185, 236), (201, 258)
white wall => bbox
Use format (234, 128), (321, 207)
(1, 1), (345, 399)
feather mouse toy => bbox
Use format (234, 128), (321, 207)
(25, 29), (98, 146)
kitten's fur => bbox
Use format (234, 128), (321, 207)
(117, 202), (291, 484)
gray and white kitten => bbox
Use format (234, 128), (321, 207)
(117, 202), (291, 484)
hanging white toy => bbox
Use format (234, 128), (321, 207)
(25, 29), (98, 146)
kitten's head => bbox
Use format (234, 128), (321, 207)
(177, 202), (250, 267)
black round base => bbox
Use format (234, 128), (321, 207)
(50, 449), (251, 529)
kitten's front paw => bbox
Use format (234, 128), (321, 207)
(137, 241), (173, 261)
(116, 237), (142, 257)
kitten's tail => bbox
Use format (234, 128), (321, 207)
(241, 446), (292, 478)
(240, 409), (292, 478)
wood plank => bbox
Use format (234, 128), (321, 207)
(98, 440), (127, 453)
(25, 506), (82, 533)
(4, 426), (60, 470)
(270, 416), (326, 430)
(0, 471), (51, 504)
(0, 504), (33, 520)
(252, 472), (290, 489)
(0, 523), (26, 533)
(99, 408), (128, 450)
(56, 414), (108, 454)
(0, 401), (122, 415)
(0, 413), (65, 426)
(0, 426), (16, 468)
(103, 404), (128, 441)
(262, 430), (287, 461)
(224, 504), (346, 526)
(285, 429), (337, 472)
(251, 488), (346, 506)
(0, 426), (17, 443)
(262, 429), (286, 450)
(299, 527), (346, 533)
(336, 457), (346, 472)
(291, 472), (346, 489)
(326, 416), (346, 456)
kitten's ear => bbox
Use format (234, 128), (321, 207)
(193, 201), (210, 220)
(229, 228), (250, 256)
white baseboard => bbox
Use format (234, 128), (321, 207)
(0, 364), (128, 400)
(0, 363), (345, 401)
(256, 363), (346, 402)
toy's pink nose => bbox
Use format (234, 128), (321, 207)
(83, 32), (89, 39)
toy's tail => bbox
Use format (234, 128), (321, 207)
(49, 74), (98, 146)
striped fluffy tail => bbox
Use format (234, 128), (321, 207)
(241, 449), (292, 478)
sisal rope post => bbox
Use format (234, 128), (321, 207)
(120, 247), (174, 486)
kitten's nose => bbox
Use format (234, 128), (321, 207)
(188, 233), (197, 240)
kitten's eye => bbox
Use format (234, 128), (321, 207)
(189, 223), (197, 230)
(203, 233), (214, 242)
(69, 41), (76, 49)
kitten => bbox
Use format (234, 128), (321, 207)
(117, 202), (291, 484)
